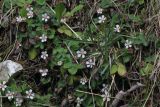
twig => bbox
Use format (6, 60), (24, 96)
(88, 57), (102, 107)
(64, 43), (79, 64)
(110, 82), (145, 107)
(105, 75), (115, 107)
(62, 21), (82, 40)
(46, 3), (56, 14)
(75, 90), (102, 97)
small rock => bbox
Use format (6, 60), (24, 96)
(0, 60), (23, 81)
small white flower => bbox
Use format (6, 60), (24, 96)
(97, 8), (103, 14)
(101, 91), (111, 102)
(101, 84), (109, 93)
(76, 97), (83, 107)
(57, 61), (63, 66)
(41, 51), (48, 60)
(39, 69), (48, 76)
(60, 18), (67, 23)
(26, 7), (33, 12)
(125, 40), (132, 49)
(86, 59), (95, 68)
(39, 34), (47, 42)
(26, 89), (35, 100)
(16, 16), (26, 23)
(15, 102), (22, 107)
(15, 97), (23, 107)
(114, 24), (120, 32)
(0, 81), (7, 91)
(76, 49), (87, 58)
(98, 15), (106, 23)
(27, 11), (34, 18)
(80, 78), (87, 85)
(6, 91), (14, 100)
(42, 13), (50, 22)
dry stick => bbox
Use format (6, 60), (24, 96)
(105, 75), (115, 107)
(62, 21), (82, 40)
(88, 65), (96, 107)
(76, 90), (102, 97)
(88, 57), (102, 107)
(64, 43), (79, 64)
(110, 82), (145, 107)
(3, 24), (18, 61)
(64, 43), (87, 79)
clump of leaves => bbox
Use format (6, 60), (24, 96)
(1, 0), (160, 106)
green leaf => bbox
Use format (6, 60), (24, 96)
(117, 63), (127, 76)
(75, 64), (83, 69)
(65, 4), (84, 17)
(41, 77), (51, 84)
(139, 33), (148, 46)
(57, 80), (66, 88)
(9, 83), (22, 92)
(68, 40), (80, 49)
(100, 0), (112, 8)
(55, 3), (66, 21)
(123, 54), (132, 63)
(140, 63), (153, 76)
(67, 76), (74, 85)
(145, 55), (155, 63)
(48, 29), (55, 39)
(110, 65), (118, 75)
(15, 0), (25, 7)
(19, 8), (27, 17)
(128, 14), (141, 22)
(95, 96), (103, 107)
(28, 48), (38, 60)
(36, 94), (52, 104)
(137, 0), (144, 4)
(68, 64), (83, 75)
(26, 0), (33, 4)
(71, 4), (83, 14)
(63, 63), (83, 75)
(63, 63), (72, 69)
(64, 29), (72, 36)
(14, 0), (32, 7)
(132, 33), (148, 46)
(68, 68), (77, 75)
(58, 25), (72, 36)
(36, 0), (45, 5)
